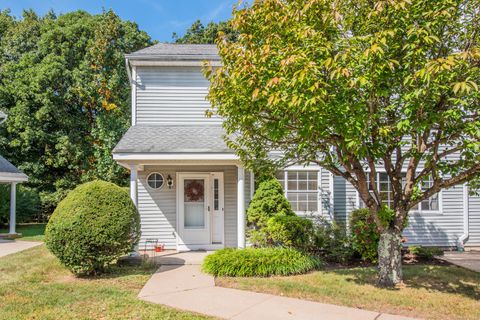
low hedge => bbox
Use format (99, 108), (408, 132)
(45, 180), (140, 276)
(202, 247), (322, 277)
(408, 246), (444, 259)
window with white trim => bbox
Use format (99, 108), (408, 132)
(276, 170), (319, 213)
(359, 172), (440, 212)
(420, 175), (439, 211)
(146, 172), (164, 190)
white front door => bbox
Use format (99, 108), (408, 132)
(178, 173), (211, 246)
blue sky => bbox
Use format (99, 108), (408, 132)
(2, 0), (238, 42)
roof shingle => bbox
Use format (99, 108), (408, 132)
(0, 155), (28, 181)
(113, 125), (232, 154)
(125, 43), (220, 61)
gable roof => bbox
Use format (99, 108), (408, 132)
(113, 125), (233, 154)
(125, 43), (220, 61)
(0, 155), (28, 182)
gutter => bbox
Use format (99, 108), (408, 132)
(458, 183), (469, 250)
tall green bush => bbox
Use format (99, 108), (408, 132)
(0, 184), (41, 226)
(246, 178), (295, 246)
(45, 180), (140, 275)
(350, 208), (380, 263)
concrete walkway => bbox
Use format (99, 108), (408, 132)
(0, 239), (42, 258)
(437, 251), (480, 272)
(139, 252), (415, 320)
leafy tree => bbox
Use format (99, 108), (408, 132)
(207, 0), (480, 287)
(173, 20), (237, 44)
(0, 10), (151, 212)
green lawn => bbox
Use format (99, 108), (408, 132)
(0, 223), (46, 241)
(217, 264), (480, 320)
(0, 245), (212, 320)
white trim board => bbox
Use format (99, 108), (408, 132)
(113, 153), (239, 161)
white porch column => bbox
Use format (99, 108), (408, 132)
(130, 165), (138, 207)
(237, 166), (246, 248)
(9, 182), (16, 234)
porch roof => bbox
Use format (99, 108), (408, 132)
(113, 125), (233, 154)
(0, 155), (28, 183)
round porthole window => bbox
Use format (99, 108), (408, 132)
(147, 172), (164, 190)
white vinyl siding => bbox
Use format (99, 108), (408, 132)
(135, 66), (222, 125)
(137, 165), (238, 250)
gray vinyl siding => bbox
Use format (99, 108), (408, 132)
(467, 194), (480, 246)
(320, 168), (334, 220)
(135, 66), (222, 125)
(137, 165), (237, 250)
(332, 175), (470, 247)
(403, 185), (464, 247)
(333, 175), (357, 226)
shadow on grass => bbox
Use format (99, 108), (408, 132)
(325, 264), (480, 300)
(73, 258), (159, 280)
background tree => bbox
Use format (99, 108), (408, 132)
(207, 0), (480, 287)
(173, 20), (237, 44)
(0, 9), (151, 213)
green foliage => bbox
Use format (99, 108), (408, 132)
(408, 246), (444, 260)
(267, 215), (313, 250)
(0, 10), (152, 212)
(173, 20), (237, 44)
(312, 217), (354, 263)
(350, 209), (380, 263)
(246, 178), (295, 247)
(202, 247), (322, 277)
(206, 0), (480, 277)
(0, 184), (40, 225)
(247, 178), (294, 228)
(45, 180), (140, 276)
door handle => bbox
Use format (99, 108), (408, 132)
(208, 205), (210, 211)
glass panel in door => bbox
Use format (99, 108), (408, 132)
(184, 179), (205, 228)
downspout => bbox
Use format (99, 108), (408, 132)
(458, 183), (469, 251)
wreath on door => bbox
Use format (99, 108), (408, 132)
(185, 180), (204, 201)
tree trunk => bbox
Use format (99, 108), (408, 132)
(377, 228), (403, 287)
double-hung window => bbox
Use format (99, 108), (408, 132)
(276, 170), (319, 213)
(360, 172), (440, 213)
(419, 175), (439, 211)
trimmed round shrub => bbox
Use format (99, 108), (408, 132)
(267, 215), (314, 250)
(349, 208), (380, 263)
(45, 180), (140, 275)
(246, 178), (295, 247)
(202, 247), (322, 277)
(247, 178), (295, 229)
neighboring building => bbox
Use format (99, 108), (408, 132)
(0, 155), (28, 236)
(113, 43), (480, 251)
